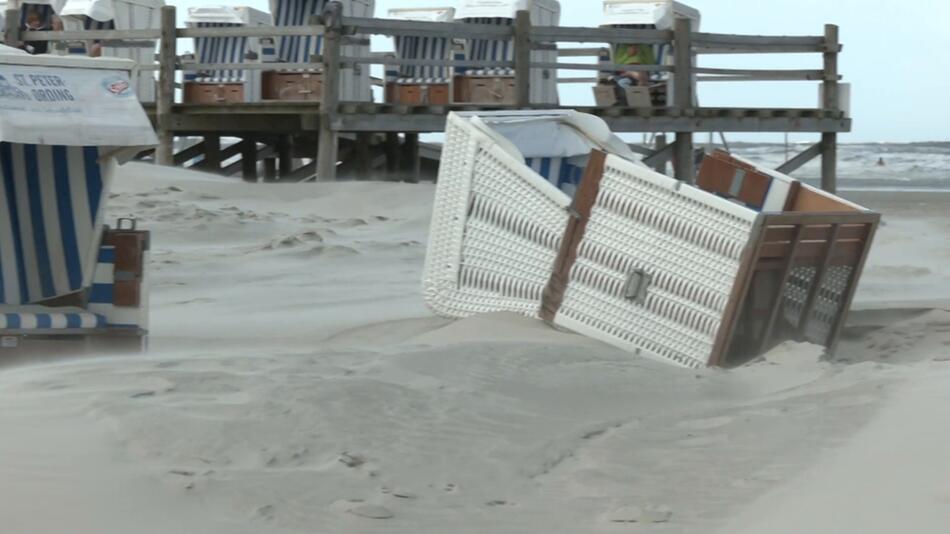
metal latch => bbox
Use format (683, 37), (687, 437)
(624, 269), (652, 304)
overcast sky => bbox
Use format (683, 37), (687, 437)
(169, 0), (949, 143)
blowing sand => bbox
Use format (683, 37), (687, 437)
(1, 164), (948, 533)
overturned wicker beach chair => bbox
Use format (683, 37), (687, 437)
(0, 46), (155, 353)
(423, 111), (879, 368)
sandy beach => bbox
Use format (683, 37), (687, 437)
(1, 163), (948, 533)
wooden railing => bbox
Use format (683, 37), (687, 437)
(7, 1), (844, 186)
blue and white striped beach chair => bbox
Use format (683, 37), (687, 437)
(454, 0), (560, 105)
(183, 6), (272, 104)
(0, 47), (156, 352)
(264, 0), (373, 102)
(386, 7), (455, 105)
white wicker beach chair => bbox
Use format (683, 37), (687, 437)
(424, 111), (880, 369)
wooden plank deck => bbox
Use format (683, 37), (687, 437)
(144, 103), (851, 135)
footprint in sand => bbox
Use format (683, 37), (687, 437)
(676, 416), (733, 431)
(827, 395), (877, 408)
(347, 504), (394, 520)
(677, 434), (729, 447)
(381, 487), (417, 499)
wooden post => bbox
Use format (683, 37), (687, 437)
(277, 134), (294, 178)
(263, 158), (277, 182)
(404, 133), (420, 183)
(315, 3), (343, 182)
(4, 9), (20, 48)
(384, 132), (400, 181)
(200, 135), (222, 173)
(672, 17), (695, 184)
(240, 139), (257, 182)
(354, 132), (372, 180)
(820, 24), (840, 194)
(156, 5), (177, 166)
(653, 134), (668, 174)
(514, 10), (532, 108)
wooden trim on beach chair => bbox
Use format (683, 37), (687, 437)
(539, 150), (607, 323)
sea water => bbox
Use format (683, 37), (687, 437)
(729, 142), (950, 191)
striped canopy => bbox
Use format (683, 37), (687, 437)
(394, 35), (452, 81)
(461, 17), (514, 65)
(192, 22), (250, 81)
(271, 0), (327, 64)
(0, 143), (108, 305)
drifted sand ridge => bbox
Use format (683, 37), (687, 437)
(1, 163), (948, 533)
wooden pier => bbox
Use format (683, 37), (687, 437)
(12, 2), (850, 189)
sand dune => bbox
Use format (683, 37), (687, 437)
(1, 163), (948, 533)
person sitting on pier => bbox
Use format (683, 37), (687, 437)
(20, 9), (63, 55)
(612, 42), (655, 98)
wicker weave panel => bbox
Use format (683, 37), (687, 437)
(554, 156), (758, 369)
(422, 113), (571, 319)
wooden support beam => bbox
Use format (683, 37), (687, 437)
(776, 142), (822, 175)
(354, 132), (372, 180)
(826, 220), (880, 355)
(653, 134), (669, 174)
(514, 10), (532, 108)
(241, 139), (258, 182)
(277, 135), (294, 178)
(263, 158), (277, 182)
(173, 140), (206, 166)
(384, 133), (400, 181)
(798, 224), (840, 338)
(820, 24), (840, 194)
(4, 9), (20, 48)
(200, 135), (222, 173)
(315, 4), (342, 182)
(642, 138), (675, 171)
(403, 133), (420, 183)
(757, 225), (805, 355)
(673, 17), (695, 184)
(156, 5), (176, 166)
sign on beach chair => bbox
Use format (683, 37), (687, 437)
(263, 0), (373, 102)
(423, 111), (879, 368)
(0, 46), (156, 350)
(57, 0), (165, 102)
(454, 0), (560, 105)
(183, 6), (272, 104)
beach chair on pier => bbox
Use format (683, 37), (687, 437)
(4, 1), (63, 54)
(423, 110), (879, 368)
(262, 0), (373, 102)
(56, 0), (164, 102)
(0, 46), (156, 353)
(182, 6), (272, 104)
(385, 7), (455, 106)
(454, 0), (560, 105)
(594, 0), (700, 108)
